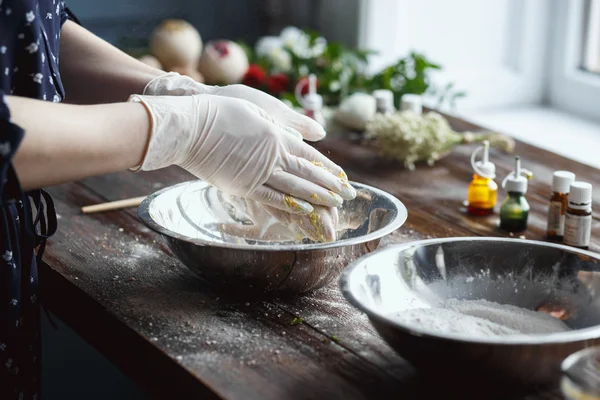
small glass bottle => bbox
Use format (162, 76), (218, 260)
(500, 156), (532, 233)
(399, 94), (422, 115)
(547, 171), (576, 241)
(372, 89), (395, 114)
(564, 181), (593, 249)
(296, 74), (326, 127)
(561, 347), (600, 400)
(467, 140), (497, 216)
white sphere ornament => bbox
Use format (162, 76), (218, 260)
(138, 55), (162, 70)
(334, 93), (377, 131)
(197, 40), (249, 85)
(150, 19), (203, 70)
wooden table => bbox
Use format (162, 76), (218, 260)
(40, 113), (600, 400)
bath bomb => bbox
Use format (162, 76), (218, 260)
(334, 93), (377, 131)
(150, 19), (203, 70)
(170, 66), (205, 83)
(137, 55), (162, 70)
(198, 40), (249, 85)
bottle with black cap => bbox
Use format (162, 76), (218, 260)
(564, 181), (593, 249)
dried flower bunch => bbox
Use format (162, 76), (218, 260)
(365, 111), (515, 170)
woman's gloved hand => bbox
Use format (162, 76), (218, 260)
(221, 195), (340, 243)
(129, 94), (356, 213)
(142, 72), (325, 142)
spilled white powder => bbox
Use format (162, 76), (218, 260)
(389, 299), (571, 337)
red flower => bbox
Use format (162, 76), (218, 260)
(243, 64), (266, 88)
(267, 73), (290, 95)
(297, 76), (320, 96)
(212, 41), (230, 58)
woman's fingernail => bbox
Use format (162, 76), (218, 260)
(284, 195), (313, 214)
(327, 191), (344, 206)
(339, 181), (357, 200)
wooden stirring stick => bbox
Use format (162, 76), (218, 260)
(81, 196), (147, 214)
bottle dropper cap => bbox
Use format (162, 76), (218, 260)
(400, 94), (422, 114)
(301, 74), (322, 110)
(373, 89), (394, 111)
(552, 171), (576, 194)
(568, 181), (592, 209)
(471, 140), (496, 179)
(503, 156), (532, 194)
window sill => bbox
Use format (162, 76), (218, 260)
(459, 106), (600, 169)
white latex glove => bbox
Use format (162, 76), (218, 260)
(129, 94), (356, 213)
(142, 72), (326, 142)
(222, 195), (340, 243)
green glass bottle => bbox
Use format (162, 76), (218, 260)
(500, 191), (530, 232)
(500, 156), (532, 233)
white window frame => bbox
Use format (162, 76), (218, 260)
(548, 0), (600, 123)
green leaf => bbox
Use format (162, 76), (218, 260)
(291, 317), (304, 326)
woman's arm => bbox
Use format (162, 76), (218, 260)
(59, 20), (165, 104)
(6, 95), (150, 190)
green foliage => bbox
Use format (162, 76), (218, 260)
(241, 28), (465, 108)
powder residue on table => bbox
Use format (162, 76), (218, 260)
(389, 299), (571, 337)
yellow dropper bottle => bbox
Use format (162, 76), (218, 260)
(467, 140), (498, 216)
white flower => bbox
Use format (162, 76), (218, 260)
(268, 47), (291, 73)
(25, 11), (35, 23)
(280, 26), (327, 58)
(0, 142), (9, 157)
(46, 12), (52, 19)
(3, 68), (7, 76)
(280, 26), (307, 49)
(255, 36), (282, 58)
(0, 46), (6, 54)
(255, 36), (292, 73)
(329, 80), (341, 92)
(32, 73), (43, 83)
(25, 42), (38, 54)
(53, 94), (61, 102)
(2, 250), (12, 261)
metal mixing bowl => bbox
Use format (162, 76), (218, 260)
(339, 237), (600, 386)
(138, 180), (407, 295)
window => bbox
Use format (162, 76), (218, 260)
(582, 0), (600, 74)
(547, 0), (600, 124)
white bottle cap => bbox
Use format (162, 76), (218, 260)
(303, 74), (322, 110)
(552, 171), (576, 193)
(400, 94), (422, 114)
(503, 156), (531, 194)
(373, 89), (394, 112)
(568, 181), (592, 209)
(471, 140), (495, 179)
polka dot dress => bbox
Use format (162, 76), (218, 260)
(0, 1), (73, 398)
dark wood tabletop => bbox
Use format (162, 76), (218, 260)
(40, 112), (600, 400)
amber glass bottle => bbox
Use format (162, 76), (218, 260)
(564, 182), (593, 249)
(547, 171), (575, 241)
(467, 140), (497, 216)
(468, 175), (498, 216)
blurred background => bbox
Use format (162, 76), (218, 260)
(45, 0), (600, 398)
(66, 0), (599, 166)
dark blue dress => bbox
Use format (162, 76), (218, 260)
(1, 1), (74, 398)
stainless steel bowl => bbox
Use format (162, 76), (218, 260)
(339, 237), (600, 385)
(138, 180), (407, 295)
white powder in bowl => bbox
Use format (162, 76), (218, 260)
(389, 299), (571, 338)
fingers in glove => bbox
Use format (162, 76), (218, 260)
(280, 135), (354, 195)
(214, 84), (326, 141)
(263, 204), (338, 243)
(285, 156), (356, 201)
(247, 185), (314, 214)
(267, 170), (343, 207)
(246, 101), (304, 141)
